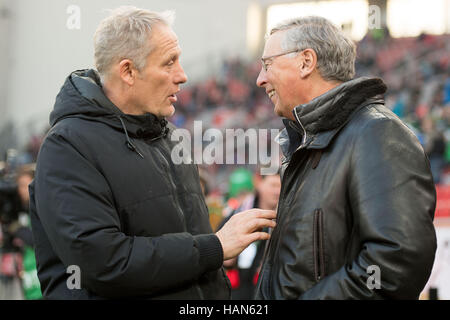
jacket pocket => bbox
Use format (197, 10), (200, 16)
(313, 209), (325, 282)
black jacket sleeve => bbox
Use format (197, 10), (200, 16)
(33, 130), (223, 298)
(300, 117), (437, 299)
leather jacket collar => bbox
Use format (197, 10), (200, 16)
(277, 77), (387, 157)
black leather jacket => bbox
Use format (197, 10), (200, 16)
(255, 77), (437, 300)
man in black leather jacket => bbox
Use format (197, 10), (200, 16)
(29, 6), (276, 299)
(254, 16), (437, 299)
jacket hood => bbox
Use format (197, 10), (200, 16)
(50, 69), (169, 141)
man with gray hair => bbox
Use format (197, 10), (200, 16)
(29, 6), (276, 299)
(255, 16), (437, 299)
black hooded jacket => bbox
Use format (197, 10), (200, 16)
(29, 69), (231, 299)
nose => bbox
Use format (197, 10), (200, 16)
(256, 67), (267, 88)
(175, 62), (188, 84)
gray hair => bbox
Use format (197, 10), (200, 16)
(94, 6), (175, 82)
(270, 16), (356, 82)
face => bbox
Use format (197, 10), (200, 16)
(256, 175), (281, 210)
(131, 24), (188, 117)
(256, 30), (304, 119)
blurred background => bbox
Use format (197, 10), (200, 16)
(0, 0), (449, 299)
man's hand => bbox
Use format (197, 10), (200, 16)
(216, 209), (276, 261)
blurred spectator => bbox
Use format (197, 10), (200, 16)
(14, 166), (41, 300)
(422, 117), (447, 184)
(198, 166), (226, 232)
(0, 165), (41, 299)
(218, 169), (281, 299)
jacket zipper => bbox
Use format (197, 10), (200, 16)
(294, 109), (308, 148)
(154, 146), (187, 230)
(264, 141), (312, 297)
(261, 112), (309, 297)
(258, 162), (291, 297)
(313, 209), (325, 281)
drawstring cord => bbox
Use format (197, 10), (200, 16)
(117, 115), (144, 159)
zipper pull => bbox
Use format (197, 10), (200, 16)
(126, 141), (144, 158)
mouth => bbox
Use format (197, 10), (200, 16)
(267, 89), (275, 99)
(168, 92), (179, 103)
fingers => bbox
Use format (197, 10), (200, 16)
(216, 209), (277, 260)
(247, 231), (271, 243)
(235, 209), (277, 220)
(229, 209), (276, 233)
(253, 209), (277, 220)
(249, 218), (276, 231)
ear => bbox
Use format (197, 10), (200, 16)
(118, 59), (136, 86)
(298, 49), (317, 78)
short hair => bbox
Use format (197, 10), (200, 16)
(270, 16), (356, 82)
(94, 6), (175, 82)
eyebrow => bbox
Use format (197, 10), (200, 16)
(169, 51), (181, 61)
(168, 45), (182, 57)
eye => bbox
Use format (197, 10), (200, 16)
(166, 55), (179, 67)
(261, 58), (272, 71)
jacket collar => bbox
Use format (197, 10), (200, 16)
(277, 77), (387, 157)
(53, 69), (169, 141)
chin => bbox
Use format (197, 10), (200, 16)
(166, 105), (176, 117)
(275, 104), (295, 120)
(157, 105), (175, 118)
(274, 105), (284, 118)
